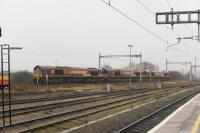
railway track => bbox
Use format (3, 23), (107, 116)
(117, 88), (200, 133)
(0, 88), (153, 118)
(2, 87), (183, 117)
(0, 87), (187, 132)
(0, 88), (144, 105)
(1, 81), (195, 106)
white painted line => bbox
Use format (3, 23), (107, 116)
(148, 93), (200, 133)
(60, 100), (157, 133)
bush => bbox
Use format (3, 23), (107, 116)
(169, 71), (185, 80)
(11, 71), (33, 85)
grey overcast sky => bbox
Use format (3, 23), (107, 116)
(0, 0), (199, 72)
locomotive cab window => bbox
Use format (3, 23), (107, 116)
(115, 71), (120, 76)
(55, 69), (64, 75)
(91, 72), (98, 76)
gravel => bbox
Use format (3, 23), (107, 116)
(69, 87), (200, 133)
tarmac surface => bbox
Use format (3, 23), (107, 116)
(149, 93), (200, 133)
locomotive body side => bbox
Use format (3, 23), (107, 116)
(33, 65), (169, 85)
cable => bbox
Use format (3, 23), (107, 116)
(171, 48), (194, 58)
(184, 25), (196, 36)
(165, 0), (196, 36)
(164, 0), (198, 55)
(135, 0), (180, 38)
(100, 0), (168, 44)
(135, 0), (197, 58)
(166, 0), (172, 9)
(100, 0), (196, 59)
(136, 0), (195, 39)
(135, 0), (155, 16)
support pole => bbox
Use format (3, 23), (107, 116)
(139, 53), (142, 83)
(0, 27), (1, 37)
(128, 45), (133, 88)
(198, 23), (200, 42)
(129, 48), (132, 88)
(139, 53), (143, 90)
(195, 57), (197, 79)
(1, 45), (5, 127)
(8, 45), (12, 125)
(166, 49), (167, 72)
(190, 63), (192, 81)
(46, 74), (49, 86)
(99, 53), (101, 68)
(198, 11), (200, 42)
(165, 38), (181, 72)
(0, 44), (22, 127)
(36, 67), (39, 86)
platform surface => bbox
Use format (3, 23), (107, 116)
(148, 93), (200, 133)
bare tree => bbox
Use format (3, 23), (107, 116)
(123, 61), (159, 71)
(169, 71), (185, 80)
(139, 61), (159, 71)
(102, 64), (112, 69)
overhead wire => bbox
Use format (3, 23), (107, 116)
(135, 0), (155, 16)
(100, 0), (168, 44)
(165, 0), (196, 36)
(135, 0), (196, 58)
(164, 0), (199, 56)
(135, 0), (178, 38)
(165, 0), (172, 9)
(171, 48), (194, 58)
(183, 24), (196, 36)
(100, 0), (197, 59)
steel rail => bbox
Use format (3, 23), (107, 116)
(0, 88), (143, 105)
(3, 82), (191, 107)
(117, 88), (200, 133)
(1, 82), (194, 106)
(0, 89), (150, 118)
(0, 88), (182, 132)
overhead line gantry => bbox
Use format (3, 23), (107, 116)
(156, 10), (200, 42)
(98, 53), (142, 68)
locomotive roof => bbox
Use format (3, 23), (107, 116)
(34, 65), (84, 70)
(34, 65), (102, 71)
(34, 66), (168, 73)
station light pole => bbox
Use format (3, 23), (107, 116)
(128, 45), (133, 88)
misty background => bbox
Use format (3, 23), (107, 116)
(0, 0), (199, 75)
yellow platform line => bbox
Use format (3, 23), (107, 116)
(191, 115), (200, 133)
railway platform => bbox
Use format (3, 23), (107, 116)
(148, 93), (200, 133)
